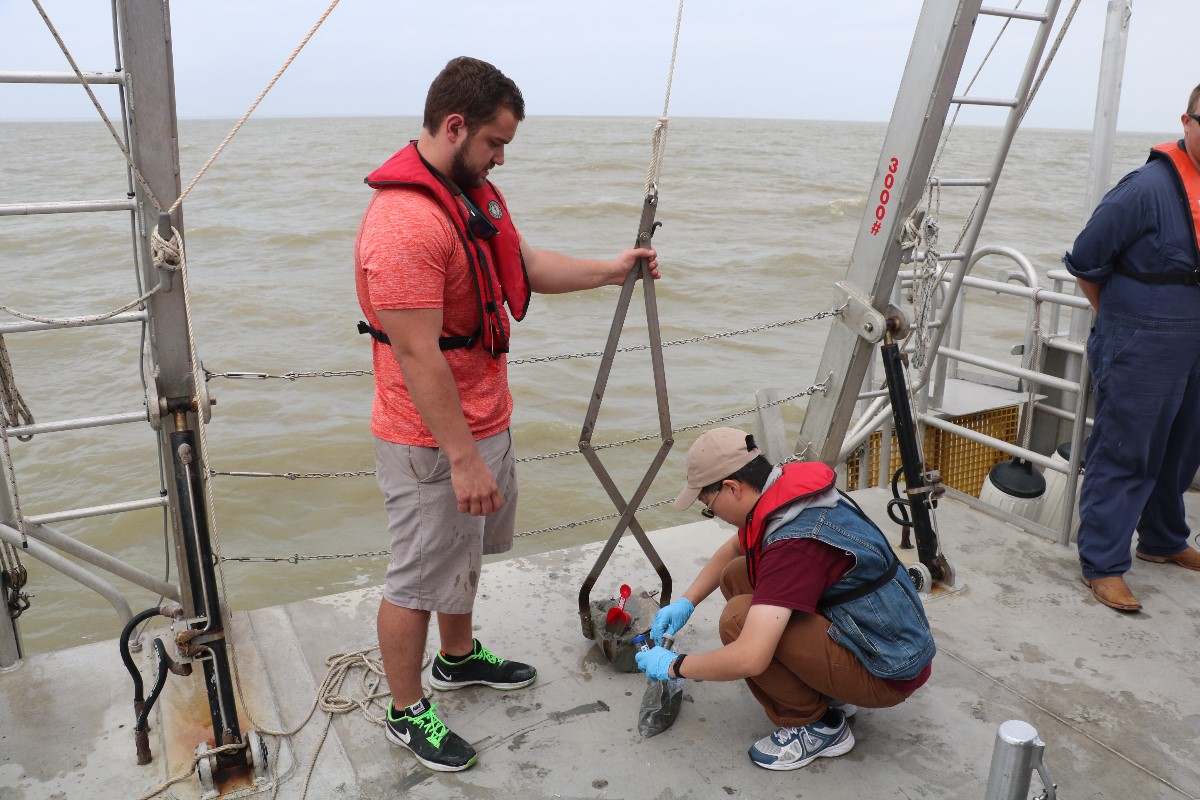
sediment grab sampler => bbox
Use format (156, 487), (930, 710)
(576, 0), (684, 670)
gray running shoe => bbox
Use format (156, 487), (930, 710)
(748, 708), (856, 771)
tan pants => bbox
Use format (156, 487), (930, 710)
(719, 556), (915, 726)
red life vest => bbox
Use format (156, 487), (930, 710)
(1146, 141), (1200, 279)
(738, 461), (837, 586)
(363, 142), (531, 356)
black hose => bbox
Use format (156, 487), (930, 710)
(120, 607), (162, 703)
(887, 466), (913, 528)
(136, 638), (171, 733)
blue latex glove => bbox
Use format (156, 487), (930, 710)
(635, 645), (676, 681)
(650, 598), (694, 644)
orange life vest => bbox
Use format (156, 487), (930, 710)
(360, 142), (530, 356)
(1123, 141), (1200, 285)
(738, 461), (837, 586)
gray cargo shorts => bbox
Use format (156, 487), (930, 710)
(374, 429), (517, 614)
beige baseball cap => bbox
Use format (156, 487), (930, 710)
(672, 427), (761, 510)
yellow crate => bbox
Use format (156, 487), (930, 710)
(844, 405), (1019, 497)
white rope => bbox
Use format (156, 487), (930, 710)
(30, 1), (423, 795)
(902, 210), (941, 372)
(907, 0), (1082, 366)
(241, 644), (428, 800)
(30, 0), (165, 216)
(0, 423), (27, 549)
(274, 646), (396, 800)
(1019, 0), (1084, 126)
(929, 0), (1081, 236)
(0, 287), (161, 328)
(930, 0), (1025, 180)
(133, 741), (247, 800)
(644, 0), (685, 194)
(0, 224), (185, 328)
(169, 0), (342, 215)
(1, 334), (34, 547)
(0, 229), (186, 552)
(0, 336), (33, 440)
(33, 0), (342, 223)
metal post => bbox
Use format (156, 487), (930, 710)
(1081, 1), (1132, 222)
(116, 0), (198, 617)
(0, 609), (19, 671)
(796, 0), (985, 465)
(170, 425), (242, 760)
(117, 0), (245, 771)
(984, 720), (1057, 800)
(1057, 0), (1131, 542)
(754, 388), (788, 463)
(1066, 2), (1130, 365)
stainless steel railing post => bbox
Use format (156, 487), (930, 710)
(984, 720), (1057, 800)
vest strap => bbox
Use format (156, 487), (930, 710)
(817, 553), (899, 610)
(1112, 264), (1200, 285)
(356, 320), (477, 351)
(815, 490), (902, 610)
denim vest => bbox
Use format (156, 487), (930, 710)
(763, 499), (936, 680)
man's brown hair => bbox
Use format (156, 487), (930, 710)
(424, 56), (525, 134)
(1188, 83), (1200, 116)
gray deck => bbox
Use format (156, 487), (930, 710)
(3, 488), (1199, 799)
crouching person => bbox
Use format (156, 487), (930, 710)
(636, 427), (935, 771)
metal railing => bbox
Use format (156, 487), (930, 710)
(844, 244), (1091, 545)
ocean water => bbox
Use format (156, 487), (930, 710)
(0, 115), (1171, 653)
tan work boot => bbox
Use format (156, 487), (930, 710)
(1081, 575), (1141, 612)
(1136, 546), (1200, 572)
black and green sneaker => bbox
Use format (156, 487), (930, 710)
(429, 638), (537, 691)
(385, 698), (477, 772)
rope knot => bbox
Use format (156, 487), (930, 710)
(151, 227), (184, 272)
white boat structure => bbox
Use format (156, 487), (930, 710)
(2, 1), (1198, 798)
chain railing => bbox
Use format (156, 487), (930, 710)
(203, 309), (840, 564)
(202, 309), (844, 380)
(209, 377), (831, 479)
(212, 374), (834, 564)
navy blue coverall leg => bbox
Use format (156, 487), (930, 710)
(1077, 308), (1200, 579)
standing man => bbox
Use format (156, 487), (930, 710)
(1064, 83), (1200, 613)
(355, 56), (658, 772)
(637, 428), (934, 771)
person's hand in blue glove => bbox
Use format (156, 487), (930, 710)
(650, 597), (694, 644)
(635, 645), (676, 681)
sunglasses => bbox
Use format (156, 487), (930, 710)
(699, 484), (724, 519)
(1189, 112), (1200, 124)
(460, 194), (499, 241)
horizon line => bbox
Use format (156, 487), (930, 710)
(0, 113), (1175, 137)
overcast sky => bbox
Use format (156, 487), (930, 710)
(1, 1), (1195, 133)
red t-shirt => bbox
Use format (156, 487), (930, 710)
(355, 188), (513, 446)
(752, 536), (931, 691)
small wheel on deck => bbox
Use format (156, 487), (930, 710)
(195, 743), (218, 800)
(907, 563), (932, 593)
(246, 730), (270, 784)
